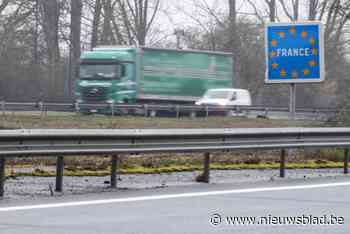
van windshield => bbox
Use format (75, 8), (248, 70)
(204, 90), (231, 99)
(80, 64), (120, 80)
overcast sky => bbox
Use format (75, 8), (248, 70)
(157, 0), (314, 32)
(151, 0), (350, 47)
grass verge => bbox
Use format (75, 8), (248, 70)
(0, 112), (322, 129)
(6, 160), (345, 178)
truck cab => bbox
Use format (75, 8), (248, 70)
(75, 47), (137, 113)
(195, 88), (252, 106)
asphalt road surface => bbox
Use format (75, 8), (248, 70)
(1, 177), (350, 234)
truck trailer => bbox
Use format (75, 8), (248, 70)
(75, 46), (233, 113)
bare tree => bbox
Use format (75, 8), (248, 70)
(0, 0), (11, 14)
(70, 0), (83, 96)
(176, 0), (226, 51)
(322, 0), (350, 46)
(228, 0), (241, 87)
(308, 0), (319, 20)
(117, 0), (160, 46)
(266, 0), (276, 22)
(91, 0), (102, 48)
(101, 0), (116, 45)
(0, 1), (33, 54)
(40, 0), (61, 99)
(277, 0), (300, 21)
(245, 0), (276, 23)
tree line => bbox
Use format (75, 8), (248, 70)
(0, 0), (349, 108)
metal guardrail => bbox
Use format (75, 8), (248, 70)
(0, 128), (350, 197)
(0, 101), (342, 120)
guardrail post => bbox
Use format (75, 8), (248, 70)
(111, 155), (118, 188)
(205, 106), (209, 118)
(196, 152), (210, 183)
(39, 101), (46, 119)
(1, 100), (5, 117)
(236, 106), (240, 114)
(1, 100), (5, 126)
(190, 111), (196, 119)
(75, 101), (80, 114)
(203, 152), (210, 183)
(55, 156), (64, 192)
(0, 157), (5, 197)
(280, 149), (286, 178)
(264, 108), (269, 118)
(44, 102), (48, 117)
(110, 103), (115, 117)
(144, 104), (148, 117)
(176, 105), (180, 119)
(344, 148), (349, 174)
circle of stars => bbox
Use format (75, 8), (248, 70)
(270, 26), (318, 79)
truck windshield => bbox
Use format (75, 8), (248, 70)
(80, 64), (120, 80)
(204, 90), (231, 99)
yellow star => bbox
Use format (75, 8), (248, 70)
(272, 63), (278, 69)
(270, 51), (277, 58)
(303, 69), (310, 76)
(271, 39), (277, 47)
(289, 27), (296, 36)
(280, 69), (287, 77)
(311, 48), (318, 55)
(308, 60), (316, 67)
(292, 70), (298, 79)
(301, 31), (308, 39)
(278, 32), (285, 38)
(309, 37), (315, 46)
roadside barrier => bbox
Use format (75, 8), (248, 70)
(0, 128), (349, 196)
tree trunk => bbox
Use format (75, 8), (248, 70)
(228, 0), (240, 87)
(308, 0), (318, 20)
(40, 0), (60, 101)
(293, 0), (300, 21)
(91, 0), (102, 48)
(268, 0), (276, 22)
(70, 0), (82, 97)
(101, 0), (116, 45)
(120, 0), (159, 46)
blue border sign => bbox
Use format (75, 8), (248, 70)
(265, 22), (325, 83)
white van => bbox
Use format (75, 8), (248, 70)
(195, 88), (252, 106)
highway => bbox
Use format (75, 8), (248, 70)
(1, 177), (350, 234)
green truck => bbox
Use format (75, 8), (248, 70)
(75, 46), (233, 113)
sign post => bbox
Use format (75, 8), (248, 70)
(265, 22), (325, 119)
(289, 83), (296, 119)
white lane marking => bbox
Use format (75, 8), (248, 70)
(1, 181), (350, 212)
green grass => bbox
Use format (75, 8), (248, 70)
(0, 111), (323, 129)
(6, 160), (345, 178)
